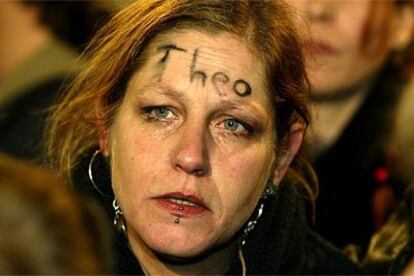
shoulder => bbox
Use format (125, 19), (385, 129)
(243, 182), (363, 274)
(302, 230), (363, 274)
(0, 77), (66, 160)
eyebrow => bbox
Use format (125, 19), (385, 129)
(135, 83), (270, 121)
(214, 99), (269, 121)
(135, 83), (186, 100)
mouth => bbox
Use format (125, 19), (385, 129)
(303, 40), (336, 56)
(168, 198), (199, 206)
(152, 192), (210, 217)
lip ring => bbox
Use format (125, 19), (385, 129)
(152, 192), (211, 217)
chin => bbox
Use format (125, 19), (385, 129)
(309, 75), (343, 97)
(130, 212), (238, 261)
(141, 222), (216, 258)
(151, 234), (234, 266)
(154, 245), (208, 260)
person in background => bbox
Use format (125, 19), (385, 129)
(360, 77), (414, 274)
(0, 1), (110, 160)
(0, 154), (110, 274)
(289, 0), (414, 255)
(44, 0), (360, 274)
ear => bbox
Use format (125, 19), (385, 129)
(390, 5), (414, 51)
(97, 106), (110, 156)
(272, 123), (305, 184)
(98, 128), (110, 157)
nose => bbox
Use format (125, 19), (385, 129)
(304, 0), (334, 22)
(172, 123), (210, 177)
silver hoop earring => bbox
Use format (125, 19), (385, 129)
(88, 149), (109, 197)
(113, 198), (127, 237)
(240, 181), (277, 246)
(262, 181), (277, 200)
(240, 202), (264, 246)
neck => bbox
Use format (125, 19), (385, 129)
(308, 80), (373, 157)
(0, 2), (52, 78)
(128, 231), (235, 275)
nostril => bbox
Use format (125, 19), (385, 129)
(174, 163), (208, 176)
(193, 168), (207, 177)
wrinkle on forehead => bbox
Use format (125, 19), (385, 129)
(149, 30), (262, 76)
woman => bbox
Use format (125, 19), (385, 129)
(288, 0), (414, 251)
(45, 0), (360, 274)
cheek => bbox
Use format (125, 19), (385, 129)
(215, 141), (274, 182)
(212, 146), (274, 222)
(338, 6), (370, 53)
(109, 120), (163, 195)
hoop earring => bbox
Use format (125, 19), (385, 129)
(262, 180), (277, 200)
(240, 181), (277, 246)
(88, 149), (110, 197)
(113, 198), (127, 237)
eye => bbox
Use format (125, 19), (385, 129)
(222, 118), (252, 136)
(143, 106), (175, 121)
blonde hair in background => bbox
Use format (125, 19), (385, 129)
(392, 78), (414, 182)
(0, 154), (110, 274)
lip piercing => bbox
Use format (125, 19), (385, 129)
(175, 205), (184, 223)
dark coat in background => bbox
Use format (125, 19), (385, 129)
(0, 78), (63, 160)
(313, 64), (407, 252)
(0, 39), (76, 161)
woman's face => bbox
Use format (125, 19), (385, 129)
(102, 30), (283, 257)
(289, 0), (400, 96)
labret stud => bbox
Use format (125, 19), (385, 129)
(175, 205), (184, 224)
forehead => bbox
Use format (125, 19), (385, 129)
(128, 29), (271, 108)
(150, 29), (261, 69)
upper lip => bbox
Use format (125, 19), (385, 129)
(152, 192), (210, 210)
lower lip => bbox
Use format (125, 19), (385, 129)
(154, 198), (208, 217)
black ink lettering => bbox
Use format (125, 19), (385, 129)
(156, 44), (187, 82)
(211, 72), (230, 96)
(190, 49), (207, 86)
(233, 79), (251, 97)
(157, 44), (187, 63)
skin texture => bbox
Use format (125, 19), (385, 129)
(290, 0), (405, 96)
(99, 30), (300, 261)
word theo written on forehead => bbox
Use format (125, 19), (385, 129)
(157, 44), (252, 97)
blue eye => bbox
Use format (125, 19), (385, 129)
(152, 107), (171, 118)
(143, 106), (174, 121)
(223, 119), (251, 135)
(224, 119), (240, 131)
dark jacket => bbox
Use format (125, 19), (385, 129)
(0, 39), (76, 161)
(313, 65), (407, 251)
(0, 78), (64, 161)
(75, 155), (361, 274)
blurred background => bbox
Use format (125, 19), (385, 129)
(0, 0), (413, 274)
